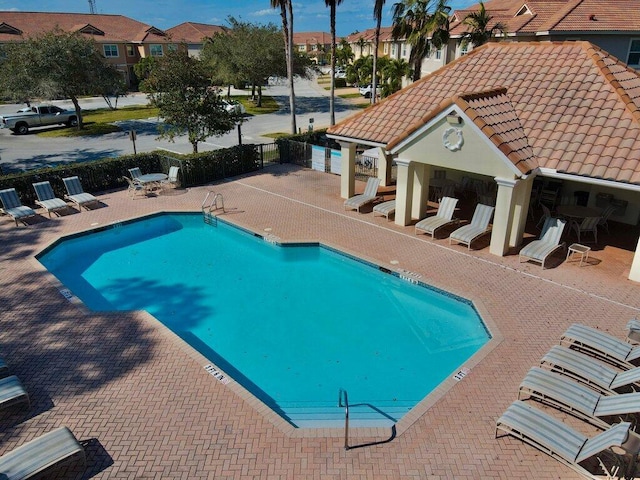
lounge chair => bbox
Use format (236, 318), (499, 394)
(123, 176), (145, 198)
(519, 366), (640, 429)
(496, 400), (640, 480)
(0, 375), (29, 411)
(372, 200), (396, 220)
(540, 345), (640, 394)
(449, 203), (494, 249)
(32, 181), (68, 218)
(0, 188), (36, 226)
(560, 323), (640, 369)
(414, 196), (459, 237)
(0, 357), (8, 378)
(627, 318), (640, 343)
(0, 426), (85, 479)
(519, 217), (567, 269)
(344, 177), (382, 212)
(63, 176), (100, 210)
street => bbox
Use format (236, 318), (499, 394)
(0, 78), (361, 172)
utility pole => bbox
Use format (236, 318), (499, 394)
(88, 0), (97, 14)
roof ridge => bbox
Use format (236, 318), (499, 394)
(537, 0), (584, 31)
(583, 42), (640, 123)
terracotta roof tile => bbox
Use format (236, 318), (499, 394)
(328, 41), (640, 185)
(165, 22), (226, 43)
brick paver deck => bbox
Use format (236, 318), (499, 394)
(1, 164), (639, 479)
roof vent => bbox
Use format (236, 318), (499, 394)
(589, 14), (597, 21)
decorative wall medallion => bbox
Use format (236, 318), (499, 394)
(442, 127), (464, 151)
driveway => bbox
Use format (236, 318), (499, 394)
(0, 78), (360, 173)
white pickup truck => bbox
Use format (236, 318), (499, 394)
(1, 105), (79, 134)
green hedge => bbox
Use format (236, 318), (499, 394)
(0, 144), (262, 207)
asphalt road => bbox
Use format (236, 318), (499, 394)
(0, 78), (361, 173)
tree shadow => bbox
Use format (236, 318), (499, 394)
(0, 148), (123, 173)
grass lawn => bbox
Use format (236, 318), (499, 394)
(236, 95), (279, 115)
(339, 93), (362, 99)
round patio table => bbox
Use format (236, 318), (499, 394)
(556, 205), (601, 219)
(138, 173), (168, 183)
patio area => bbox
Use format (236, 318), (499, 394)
(1, 164), (639, 479)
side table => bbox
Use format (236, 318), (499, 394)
(566, 243), (590, 267)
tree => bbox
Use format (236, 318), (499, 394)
(381, 57), (411, 95)
(335, 38), (355, 68)
(392, 0), (451, 82)
(460, 1), (506, 49)
(202, 18), (288, 107)
(372, 0), (386, 104)
(325, 0), (344, 126)
(356, 36), (367, 57)
(0, 29), (124, 128)
(144, 50), (242, 153)
(271, 0), (297, 134)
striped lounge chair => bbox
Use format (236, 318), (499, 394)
(449, 203), (494, 249)
(496, 400), (640, 480)
(63, 176), (99, 210)
(0, 375), (29, 411)
(560, 323), (640, 369)
(344, 177), (382, 213)
(519, 217), (567, 269)
(0, 188), (36, 226)
(519, 366), (640, 429)
(540, 345), (640, 394)
(414, 196), (459, 238)
(372, 200), (396, 220)
(32, 181), (68, 218)
(0, 427), (85, 479)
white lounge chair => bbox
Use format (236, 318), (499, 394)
(496, 400), (640, 480)
(344, 177), (382, 212)
(0, 375), (29, 411)
(519, 367), (640, 429)
(540, 345), (640, 394)
(372, 200), (396, 220)
(560, 323), (640, 369)
(32, 181), (68, 218)
(0, 188), (36, 226)
(449, 203), (494, 249)
(519, 217), (567, 269)
(414, 196), (459, 237)
(160, 166), (180, 190)
(63, 176), (99, 210)
(0, 426), (85, 479)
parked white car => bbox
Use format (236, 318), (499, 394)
(221, 100), (246, 115)
(358, 84), (382, 99)
(333, 68), (347, 79)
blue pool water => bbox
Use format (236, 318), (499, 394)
(38, 213), (490, 428)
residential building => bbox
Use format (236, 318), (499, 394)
(292, 32), (333, 64)
(0, 11), (175, 88)
(165, 22), (226, 58)
(327, 41), (640, 282)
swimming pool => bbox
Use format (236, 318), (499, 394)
(38, 213), (490, 428)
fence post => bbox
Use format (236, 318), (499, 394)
(259, 144), (264, 169)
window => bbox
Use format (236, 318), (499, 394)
(168, 44), (177, 53)
(126, 44), (135, 57)
(103, 44), (118, 58)
(311, 44), (318, 51)
(460, 44), (467, 56)
(628, 39), (640, 66)
(383, 43), (389, 54)
(435, 48), (442, 60)
(402, 44), (407, 57)
(150, 44), (163, 56)
(391, 44), (397, 56)
(298, 44), (306, 52)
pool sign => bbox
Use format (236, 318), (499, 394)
(453, 367), (470, 381)
(204, 364), (230, 385)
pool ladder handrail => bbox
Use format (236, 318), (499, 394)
(202, 191), (225, 225)
(338, 388), (350, 450)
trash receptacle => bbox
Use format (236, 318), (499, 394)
(574, 191), (589, 206)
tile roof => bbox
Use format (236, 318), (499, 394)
(449, 0), (640, 36)
(165, 22), (226, 43)
(292, 31), (333, 45)
(0, 11), (169, 44)
(327, 41), (640, 185)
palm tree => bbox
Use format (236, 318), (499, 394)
(271, 0), (297, 134)
(371, 0), (386, 104)
(460, 1), (506, 49)
(382, 57), (411, 95)
(392, 0), (451, 82)
(325, 0), (344, 126)
(356, 36), (366, 57)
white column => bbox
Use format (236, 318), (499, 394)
(629, 237), (640, 283)
(376, 147), (393, 187)
(509, 178), (534, 248)
(490, 178), (517, 256)
(394, 159), (414, 226)
(411, 163), (430, 220)
(339, 142), (356, 199)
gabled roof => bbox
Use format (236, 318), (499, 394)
(292, 31), (333, 45)
(449, 0), (640, 37)
(165, 22), (226, 43)
(346, 27), (395, 43)
(0, 11), (169, 44)
(327, 41), (640, 185)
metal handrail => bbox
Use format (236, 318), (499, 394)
(202, 191), (225, 216)
(338, 389), (350, 450)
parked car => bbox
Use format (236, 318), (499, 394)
(333, 68), (347, 79)
(1, 105), (78, 134)
(221, 100), (246, 115)
(358, 84), (382, 99)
